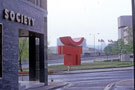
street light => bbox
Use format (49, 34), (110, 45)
(89, 33), (100, 57)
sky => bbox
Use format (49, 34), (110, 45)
(47, 0), (132, 47)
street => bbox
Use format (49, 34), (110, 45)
(22, 55), (119, 68)
(48, 55), (119, 66)
(49, 70), (134, 90)
(20, 55), (133, 90)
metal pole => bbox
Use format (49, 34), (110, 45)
(98, 39), (100, 55)
(131, 0), (135, 86)
(97, 33), (100, 55)
(94, 34), (95, 56)
(101, 41), (102, 52)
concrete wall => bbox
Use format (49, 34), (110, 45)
(118, 16), (132, 40)
(118, 16), (132, 43)
(120, 54), (133, 61)
(0, 0), (47, 90)
(118, 16), (132, 28)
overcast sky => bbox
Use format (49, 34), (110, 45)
(48, 0), (131, 47)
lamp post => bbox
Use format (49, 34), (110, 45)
(89, 33), (100, 57)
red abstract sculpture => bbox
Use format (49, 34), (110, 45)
(58, 36), (84, 65)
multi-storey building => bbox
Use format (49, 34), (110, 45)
(118, 16), (133, 61)
(118, 16), (132, 44)
(0, 0), (48, 90)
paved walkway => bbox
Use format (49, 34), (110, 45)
(27, 82), (69, 90)
(104, 79), (134, 90)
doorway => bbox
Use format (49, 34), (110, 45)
(19, 29), (45, 83)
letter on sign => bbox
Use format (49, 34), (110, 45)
(16, 13), (21, 23)
(3, 9), (35, 26)
(3, 9), (9, 19)
(10, 11), (15, 21)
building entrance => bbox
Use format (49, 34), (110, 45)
(19, 30), (45, 82)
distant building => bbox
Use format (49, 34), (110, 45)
(118, 16), (133, 44)
(118, 16), (133, 61)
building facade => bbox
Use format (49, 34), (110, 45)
(0, 0), (48, 90)
(118, 16), (133, 61)
(118, 16), (132, 44)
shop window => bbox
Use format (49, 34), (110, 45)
(0, 24), (2, 77)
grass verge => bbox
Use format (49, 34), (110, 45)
(48, 61), (133, 71)
(21, 61), (133, 72)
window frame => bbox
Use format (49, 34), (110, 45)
(0, 23), (2, 78)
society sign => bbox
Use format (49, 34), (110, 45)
(3, 9), (35, 26)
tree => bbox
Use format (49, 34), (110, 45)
(104, 39), (133, 55)
(104, 46), (113, 55)
(123, 41), (133, 54)
(104, 27), (133, 56)
(19, 38), (29, 72)
(125, 27), (133, 43)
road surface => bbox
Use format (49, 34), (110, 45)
(22, 55), (119, 68)
(49, 69), (133, 90)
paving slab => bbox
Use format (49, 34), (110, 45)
(22, 82), (69, 90)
